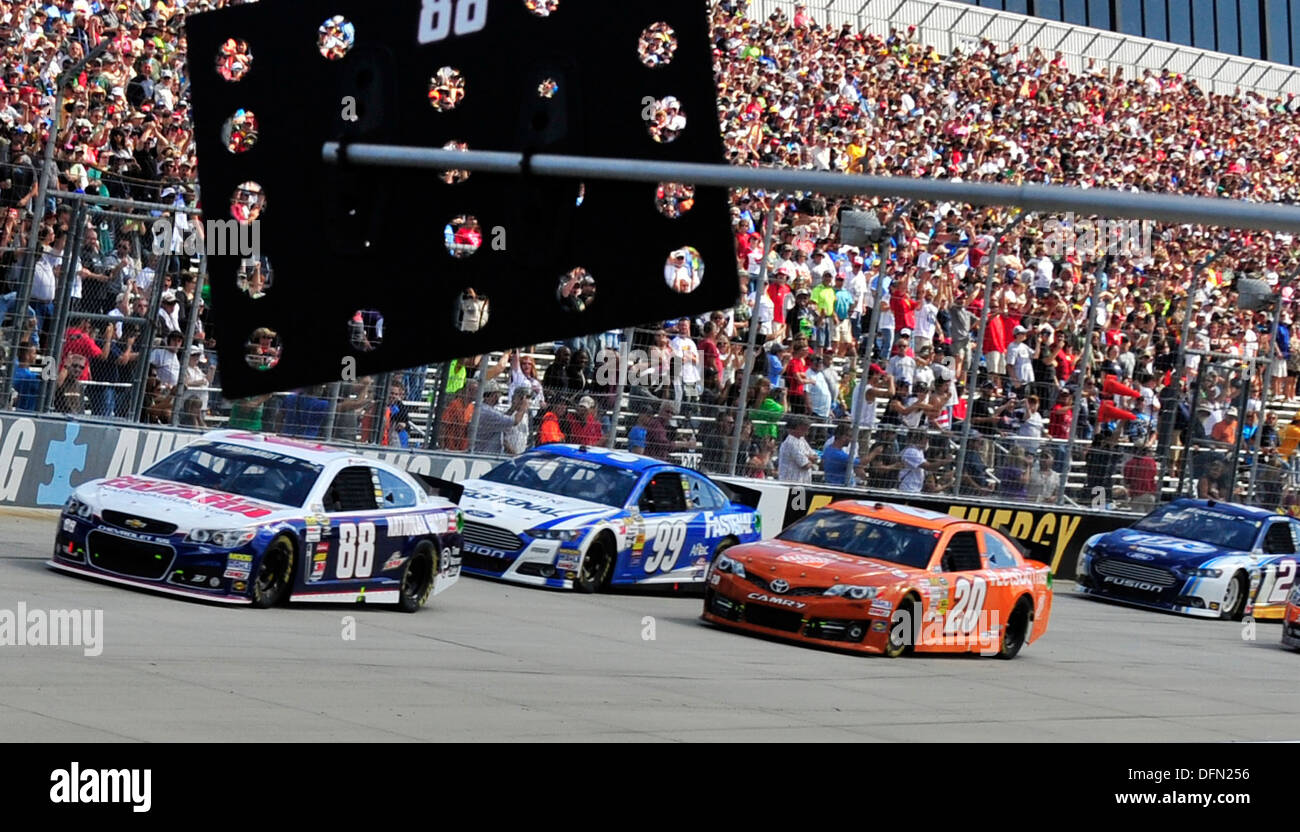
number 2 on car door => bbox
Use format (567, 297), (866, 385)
(644, 521), (687, 573)
(945, 577), (987, 633)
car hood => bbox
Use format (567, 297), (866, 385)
(729, 540), (921, 585)
(78, 474), (293, 532)
(459, 479), (620, 534)
(1094, 529), (1244, 565)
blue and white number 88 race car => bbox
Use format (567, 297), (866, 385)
(458, 444), (762, 591)
(50, 431), (464, 610)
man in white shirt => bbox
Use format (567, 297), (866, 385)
(778, 417), (816, 483)
(1006, 325), (1037, 392)
(671, 319), (702, 410)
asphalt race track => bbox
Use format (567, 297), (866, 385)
(2, 510), (1296, 742)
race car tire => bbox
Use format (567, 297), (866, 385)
(1222, 572), (1249, 621)
(575, 534), (614, 593)
(714, 536), (739, 558)
(884, 594), (920, 658)
(998, 597), (1033, 660)
(251, 534), (295, 608)
(397, 543), (436, 613)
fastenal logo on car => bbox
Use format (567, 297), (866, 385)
(0, 603), (103, 656)
(50, 763), (151, 813)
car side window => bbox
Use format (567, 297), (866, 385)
(639, 472), (687, 514)
(941, 531), (983, 572)
(1263, 521), (1296, 554)
(686, 474), (726, 510)
(324, 466), (379, 513)
(374, 468), (417, 509)
(982, 533), (1020, 569)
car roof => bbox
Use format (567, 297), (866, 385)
(1165, 497), (1283, 522)
(199, 430), (365, 467)
(824, 500), (961, 530)
(529, 444), (673, 474)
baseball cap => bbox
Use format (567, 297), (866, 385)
(577, 395), (596, 409)
(161, 290), (177, 302)
(1013, 325), (1028, 334)
(482, 380), (502, 395)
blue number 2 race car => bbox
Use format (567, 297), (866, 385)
(1075, 498), (1298, 620)
(50, 431), (464, 610)
(457, 444), (762, 591)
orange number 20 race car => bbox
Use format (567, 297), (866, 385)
(702, 501), (1053, 659)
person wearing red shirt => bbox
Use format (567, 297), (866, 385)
(60, 316), (113, 382)
(699, 322), (724, 393)
(767, 268), (792, 328)
(1122, 445), (1158, 512)
(890, 281), (918, 334)
(784, 341), (810, 414)
(564, 396), (604, 446)
(982, 310), (1017, 376)
(1048, 391), (1074, 440)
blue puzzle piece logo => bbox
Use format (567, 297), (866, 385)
(37, 422), (87, 506)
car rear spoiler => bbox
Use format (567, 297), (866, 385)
(415, 474), (464, 505)
(719, 480), (762, 510)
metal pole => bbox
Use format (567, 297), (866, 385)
(1247, 279), (1292, 503)
(39, 201), (87, 413)
(129, 239), (173, 422)
(955, 213), (1026, 497)
(1177, 356), (1208, 498)
(607, 327), (633, 450)
(322, 144), (1300, 234)
(1055, 257), (1107, 506)
(370, 371), (393, 445)
(1167, 250), (1223, 498)
(465, 358), (489, 455)
(1226, 353), (1258, 499)
(427, 362), (450, 448)
(322, 382), (342, 440)
(728, 201), (777, 475)
(844, 201), (913, 487)
(170, 258), (207, 425)
(6, 41), (112, 396)
(845, 237), (889, 488)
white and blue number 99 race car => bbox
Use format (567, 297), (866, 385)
(458, 444), (762, 591)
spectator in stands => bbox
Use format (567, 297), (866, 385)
(502, 388), (532, 455)
(1123, 444), (1158, 512)
(280, 386), (331, 439)
(438, 380), (476, 451)
(148, 329), (183, 389)
(1027, 448), (1060, 503)
(821, 423), (864, 486)
(472, 381), (527, 454)
(644, 402), (677, 461)
(564, 395), (604, 447)
(381, 381), (411, 448)
(778, 415), (815, 483)
(10, 340), (42, 411)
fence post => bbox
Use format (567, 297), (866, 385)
(1055, 256), (1106, 506)
(607, 327), (632, 449)
(1247, 278), (1293, 503)
(38, 201), (88, 413)
(728, 201), (777, 475)
(465, 359), (489, 454)
(128, 225), (173, 422)
(954, 212), (1026, 497)
(1163, 250), (1223, 498)
(170, 258), (207, 426)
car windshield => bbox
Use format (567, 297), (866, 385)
(776, 509), (939, 569)
(144, 442), (323, 508)
(1130, 505), (1261, 551)
(480, 452), (640, 508)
